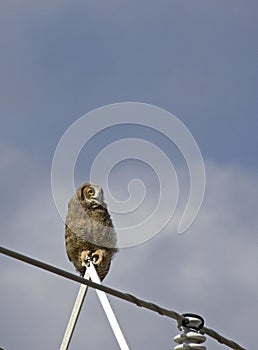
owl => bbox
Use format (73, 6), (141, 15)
(65, 183), (118, 281)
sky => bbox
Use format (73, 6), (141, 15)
(0, 1), (258, 349)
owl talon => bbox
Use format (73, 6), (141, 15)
(92, 249), (106, 266)
(81, 250), (91, 267)
(92, 255), (99, 264)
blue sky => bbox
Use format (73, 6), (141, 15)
(0, 1), (257, 349)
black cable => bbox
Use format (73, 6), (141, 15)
(0, 246), (246, 350)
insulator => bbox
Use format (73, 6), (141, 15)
(173, 314), (206, 350)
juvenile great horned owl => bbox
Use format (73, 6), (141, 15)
(65, 183), (118, 281)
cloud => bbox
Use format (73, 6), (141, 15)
(0, 145), (257, 349)
(0, 0), (257, 348)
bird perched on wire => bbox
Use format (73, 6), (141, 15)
(65, 183), (118, 281)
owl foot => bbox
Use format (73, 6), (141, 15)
(92, 249), (106, 266)
(81, 250), (91, 267)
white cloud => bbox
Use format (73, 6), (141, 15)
(0, 147), (257, 349)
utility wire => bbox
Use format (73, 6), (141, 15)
(0, 246), (246, 350)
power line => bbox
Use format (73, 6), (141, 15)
(0, 246), (246, 350)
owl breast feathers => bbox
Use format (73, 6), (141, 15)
(65, 183), (118, 281)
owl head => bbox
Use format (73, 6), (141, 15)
(76, 183), (106, 209)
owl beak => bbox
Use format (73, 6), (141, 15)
(92, 191), (105, 206)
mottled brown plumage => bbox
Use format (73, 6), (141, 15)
(65, 183), (118, 281)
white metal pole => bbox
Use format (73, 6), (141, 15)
(59, 270), (90, 350)
(86, 261), (130, 350)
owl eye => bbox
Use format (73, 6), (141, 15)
(86, 187), (95, 197)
